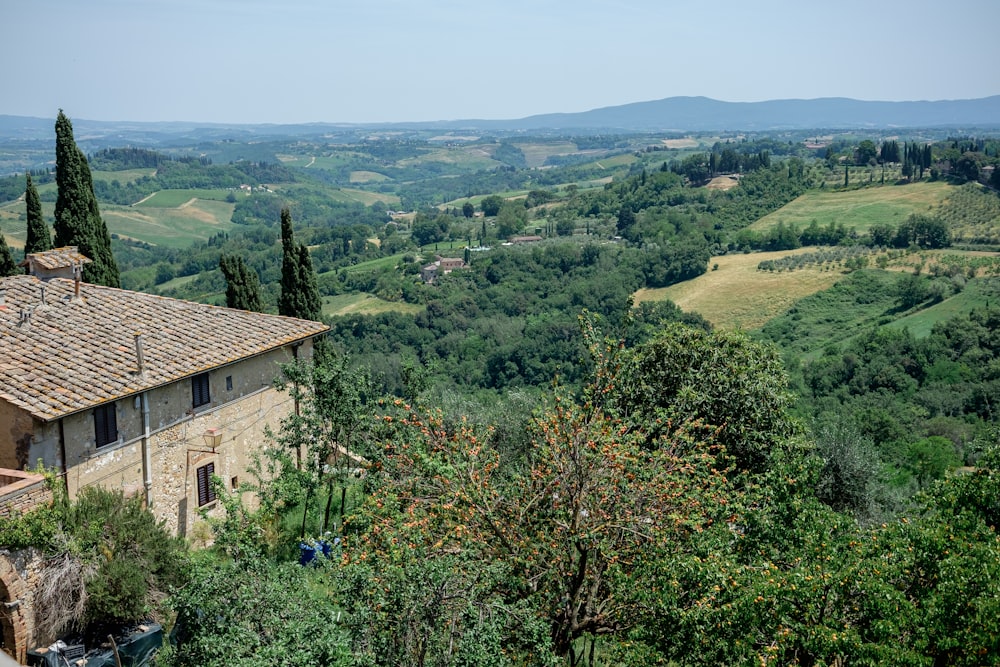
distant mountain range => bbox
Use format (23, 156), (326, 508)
(1, 96), (998, 142)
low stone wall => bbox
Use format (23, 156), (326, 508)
(0, 471), (51, 521)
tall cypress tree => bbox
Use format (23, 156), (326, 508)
(0, 232), (17, 277)
(219, 254), (263, 312)
(24, 173), (52, 256)
(295, 243), (322, 321)
(278, 207), (322, 321)
(53, 110), (120, 287)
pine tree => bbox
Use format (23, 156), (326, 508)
(0, 232), (17, 277)
(278, 207), (322, 321)
(219, 254), (263, 312)
(53, 110), (120, 287)
(24, 173), (52, 256)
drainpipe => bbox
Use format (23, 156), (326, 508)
(141, 391), (153, 509)
(134, 333), (153, 508)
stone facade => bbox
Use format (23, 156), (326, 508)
(2, 342), (312, 536)
(0, 548), (45, 664)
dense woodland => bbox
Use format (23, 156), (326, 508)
(2, 121), (1000, 665)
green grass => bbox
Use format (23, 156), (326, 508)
(350, 170), (390, 183)
(516, 141), (579, 168)
(754, 269), (902, 359)
(135, 189), (232, 207)
(103, 199), (236, 248)
(750, 181), (954, 234)
(325, 252), (407, 275)
(154, 273), (199, 291)
(322, 293), (422, 317)
(399, 145), (499, 171)
(277, 183), (399, 208)
(886, 277), (1000, 338)
(91, 168), (156, 184)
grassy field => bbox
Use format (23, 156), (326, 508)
(103, 199), (236, 248)
(276, 183), (399, 208)
(134, 189), (232, 207)
(322, 293), (422, 318)
(635, 248), (846, 330)
(91, 168), (157, 184)
(399, 145), (498, 171)
(750, 181), (954, 234)
(886, 277), (1000, 338)
(350, 170), (390, 183)
(516, 141), (581, 168)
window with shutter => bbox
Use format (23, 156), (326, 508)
(94, 404), (118, 447)
(192, 373), (211, 409)
(196, 462), (216, 507)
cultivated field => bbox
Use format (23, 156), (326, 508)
(350, 170), (390, 183)
(322, 293), (422, 317)
(634, 248), (846, 330)
(135, 189), (231, 208)
(750, 181), (954, 234)
(516, 141), (585, 168)
(103, 199), (236, 248)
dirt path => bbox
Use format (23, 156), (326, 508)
(305, 156), (316, 168)
(131, 192), (157, 206)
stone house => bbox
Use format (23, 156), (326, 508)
(420, 255), (467, 282)
(0, 248), (328, 539)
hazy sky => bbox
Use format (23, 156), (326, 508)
(4, 0), (999, 124)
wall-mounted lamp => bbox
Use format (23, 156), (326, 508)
(202, 428), (223, 451)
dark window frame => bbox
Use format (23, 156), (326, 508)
(196, 461), (217, 507)
(192, 373), (211, 409)
(94, 404), (118, 447)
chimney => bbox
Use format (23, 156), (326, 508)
(0, 288), (6, 311)
(39, 285), (46, 306)
(134, 333), (146, 376)
(73, 263), (82, 299)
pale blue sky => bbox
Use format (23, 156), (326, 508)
(3, 0), (998, 124)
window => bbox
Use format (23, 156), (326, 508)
(225, 375), (233, 392)
(196, 462), (217, 507)
(94, 404), (117, 447)
(192, 373), (210, 409)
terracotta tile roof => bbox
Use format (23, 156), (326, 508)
(19, 246), (91, 270)
(0, 275), (328, 422)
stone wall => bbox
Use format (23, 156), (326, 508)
(0, 471), (51, 520)
(0, 548), (44, 665)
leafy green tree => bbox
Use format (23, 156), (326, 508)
(278, 206), (322, 321)
(41, 487), (188, 634)
(480, 194), (504, 217)
(24, 173), (52, 255)
(219, 254), (263, 312)
(953, 153), (981, 182)
(164, 560), (350, 667)
(52, 111), (120, 287)
(354, 330), (725, 662)
(461, 201), (474, 218)
(894, 272), (929, 309)
(0, 232), (16, 277)
(615, 323), (798, 472)
(495, 200), (525, 238)
(856, 140), (878, 166)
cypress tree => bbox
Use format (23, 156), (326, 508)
(53, 110), (120, 287)
(219, 254), (263, 312)
(296, 243), (322, 321)
(24, 173), (52, 256)
(278, 207), (322, 321)
(0, 232), (17, 277)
